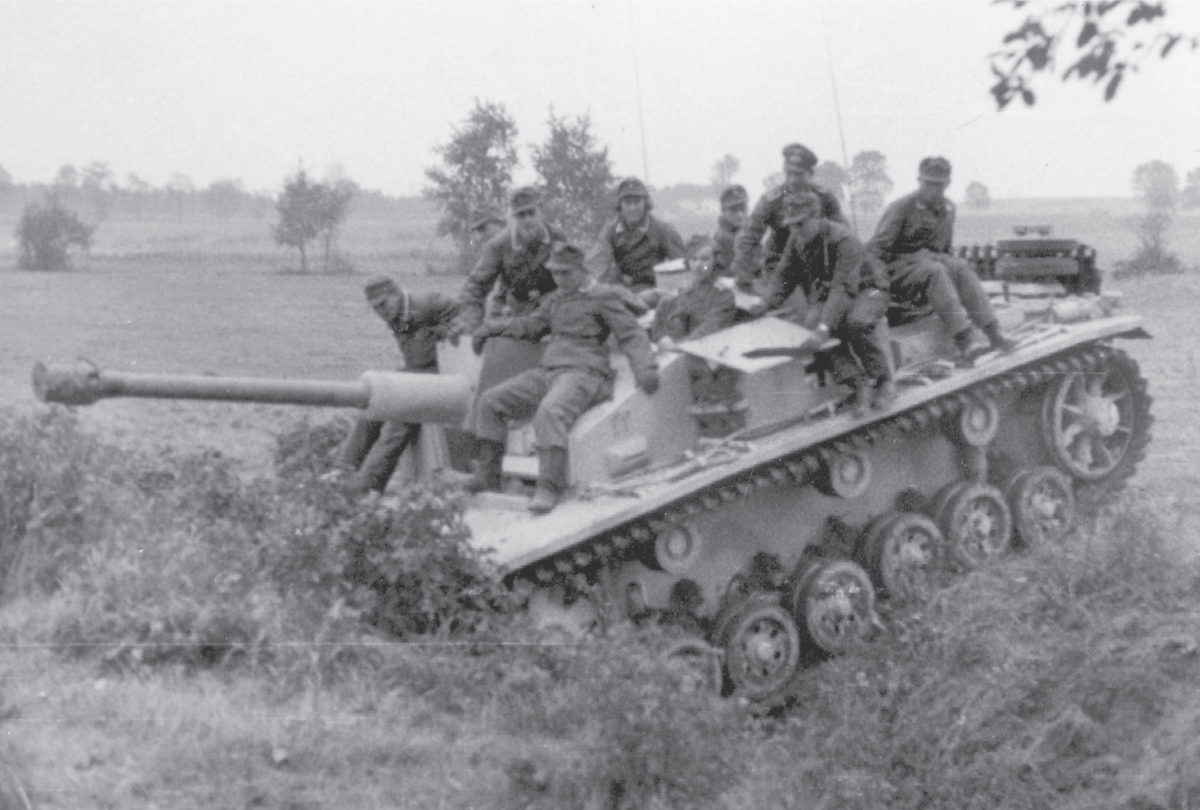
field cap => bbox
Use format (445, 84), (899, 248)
(364, 275), (400, 299)
(616, 177), (649, 199)
(545, 243), (587, 273)
(509, 186), (541, 213)
(918, 156), (952, 183)
(719, 185), (749, 208)
(781, 191), (821, 224)
(782, 143), (818, 172)
(469, 205), (505, 231)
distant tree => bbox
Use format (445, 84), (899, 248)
(0, 164), (12, 190)
(1133, 160), (1180, 213)
(1182, 167), (1200, 210)
(1119, 159), (1183, 275)
(813, 160), (848, 205)
(847, 151), (893, 217)
(166, 173), (195, 223)
(204, 179), (247, 220)
(990, 0), (1199, 109)
(53, 164), (79, 190)
(710, 154), (740, 190)
(423, 99), (520, 248)
(15, 199), (95, 270)
(964, 180), (992, 211)
(80, 161), (114, 221)
(124, 173), (152, 221)
(272, 168), (354, 273)
(531, 109), (615, 244)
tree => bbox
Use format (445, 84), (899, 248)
(166, 173), (195, 223)
(1119, 159), (1183, 275)
(1181, 167), (1200, 210)
(710, 154), (740, 190)
(813, 160), (848, 205)
(531, 110), (615, 245)
(204, 179), (247, 220)
(990, 0), (1199, 109)
(80, 161), (114, 221)
(125, 173), (152, 221)
(847, 151), (893, 218)
(1133, 160), (1180, 213)
(16, 199), (95, 270)
(423, 99), (520, 248)
(272, 168), (354, 273)
(964, 181), (992, 211)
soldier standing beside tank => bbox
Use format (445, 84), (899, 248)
(731, 143), (846, 293)
(587, 177), (687, 294)
(332, 277), (459, 493)
(713, 185), (749, 278)
(866, 157), (1015, 361)
(757, 192), (895, 414)
(467, 243), (660, 514)
(448, 187), (563, 353)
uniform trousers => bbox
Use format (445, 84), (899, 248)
(887, 252), (998, 336)
(336, 418), (421, 493)
(476, 367), (613, 450)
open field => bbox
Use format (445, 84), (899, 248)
(2, 200), (1200, 807)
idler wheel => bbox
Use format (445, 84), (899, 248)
(790, 559), (876, 655)
(956, 397), (1001, 447)
(721, 594), (802, 703)
(1041, 351), (1149, 482)
(653, 521), (704, 574)
(663, 638), (725, 694)
(939, 482), (1013, 569)
(861, 512), (944, 601)
(817, 448), (872, 499)
(1007, 466), (1076, 548)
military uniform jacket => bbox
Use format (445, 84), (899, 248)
(589, 215), (687, 292)
(387, 291), (459, 373)
(650, 281), (737, 343)
(499, 282), (657, 381)
(456, 222), (565, 332)
(732, 183), (845, 283)
(713, 214), (740, 278)
(866, 191), (955, 266)
(763, 221), (883, 328)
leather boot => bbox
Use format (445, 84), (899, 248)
(465, 439), (505, 494)
(983, 322), (1017, 354)
(529, 447), (568, 515)
(953, 327), (976, 367)
(851, 378), (873, 418)
(871, 377), (898, 411)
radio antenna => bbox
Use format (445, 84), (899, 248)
(628, 2), (651, 183)
(818, 2), (858, 235)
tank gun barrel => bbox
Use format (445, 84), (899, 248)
(31, 361), (470, 424)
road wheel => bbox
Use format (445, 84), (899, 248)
(1008, 466), (1076, 548)
(939, 482), (1013, 569)
(791, 559), (876, 655)
(862, 512), (944, 601)
(721, 594), (802, 704)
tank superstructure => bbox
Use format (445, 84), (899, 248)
(34, 232), (1153, 704)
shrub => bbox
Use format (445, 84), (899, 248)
(14, 200), (95, 270)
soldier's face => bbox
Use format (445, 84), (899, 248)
(619, 196), (647, 225)
(784, 167), (812, 191)
(512, 206), (544, 240)
(722, 202), (748, 228)
(369, 290), (402, 322)
(917, 178), (949, 203)
(550, 265), (587, 293)
(688, 246), (715, 279)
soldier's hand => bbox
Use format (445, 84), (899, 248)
(637, 369), (661, 396)
(802, 307), (823, 331)
(657, 336), (677, 353)
(471, 334), (487, 356)
(745, 300), (769, 318)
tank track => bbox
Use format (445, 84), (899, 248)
(519, 341), (1152, 594)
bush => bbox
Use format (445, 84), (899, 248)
(14, 199), (94, 270)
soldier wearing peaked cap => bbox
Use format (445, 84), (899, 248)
(332, 276), (459, 493)
(732, 143), (846, 292)
(587, 177), (687, 293)
(867, 156), (1015, 362)
(467, 242), (660, 514)
(713, 184), (749, 278)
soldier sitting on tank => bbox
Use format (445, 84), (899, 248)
(650, 237), (737, 350)
(867, 156), (1015, 362)
(467, 243), (661, 514)
(587, 177), (687, 296)
(331, 276), (459, 493)
(731, 143), (846, 293)
(754, 191), (896, 415)
(713, 184), (749, 279)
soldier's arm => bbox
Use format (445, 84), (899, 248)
(730, 195), (771, 285)
(932, 204), (955, 253)
(820, 233), (865, 328)
(496, 297), (552, 341)
(411, 293), (461, 336)
(455, 239), (504, 332)
(602, 293), (657, 380)
(585, 222), (620, 284)
(760, 235), (801, 310)
(686, 287), (738, 341)
(865, 199), (906, 265)
(822, 192), (848, 226)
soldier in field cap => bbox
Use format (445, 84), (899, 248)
(587, 176), (687, 294)
(331, 276), (459, 493)
(468, 204), (506, 245)
(468, 241), (660, 514)
(867, 156), (1015, 362)
(713, 184), (749, 278)
(731, 143), (846, 292)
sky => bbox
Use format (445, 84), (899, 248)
(1, 0), (1198, 200)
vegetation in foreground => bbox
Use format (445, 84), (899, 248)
(1, 407), (1199, 809)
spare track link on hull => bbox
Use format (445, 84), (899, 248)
(519, 342), (1150, 594)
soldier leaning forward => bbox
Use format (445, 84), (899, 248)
(450, 186), (564, 349)
(760, 192), (896, 414)
(732, 143), (846, 291)
(467, 243), (660, 514)
(587, 177), (687, 294)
